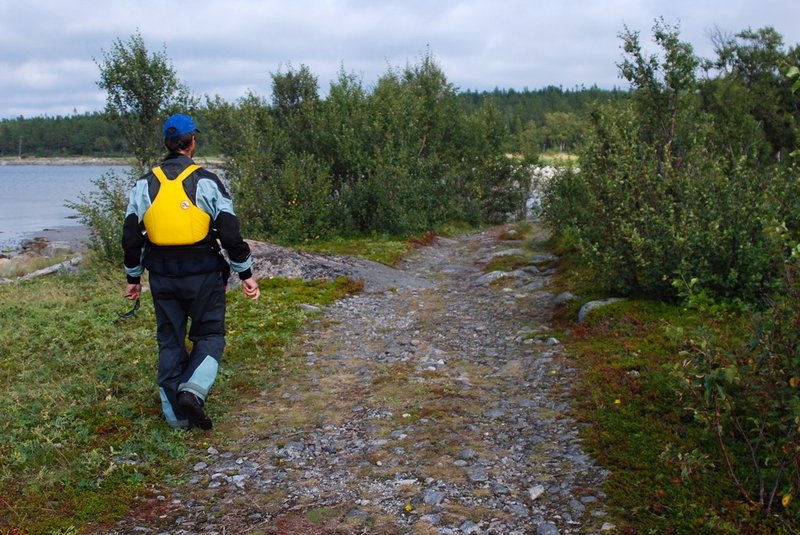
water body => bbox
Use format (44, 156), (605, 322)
(0, 164), (130, 249)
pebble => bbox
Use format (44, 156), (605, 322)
(508, 502), (530, 517)
(467, 467), (489, 482)
(420, 513), (441, 524)
(423, 489), (446, 505)
(458, 448), (477, 460)
(529, 485), (546, 501)
(460, 520), (482, 534)
(537, 521), (560, 535)
(491, 483), (510, 495)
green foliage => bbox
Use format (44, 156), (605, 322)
(319, 69), (372, 185)
(484, 252), (530, 273)
(674, 288), (800, 513)
(296, 235), (411, 266)
(555, 50), (800, 529)
(213, 50), (529, 243)
(543, 20), (792, 302)
(66, 31), (199, 262)
(542, 111), (585, 153)
(553, 285), (798, 531)
(205, 92), (283, 240)
(65, 169), (135, 263)
(1, 84), (624, 160)
(474, 155), (531, 225)
(707, 26), (798, 158)
(270, 64), (321, 156)
(669, 57), (800, 520)
(259, 153), (335, 243)
(95, 31), (196, 170)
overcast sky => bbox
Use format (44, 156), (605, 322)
(1, 0), (799, 119)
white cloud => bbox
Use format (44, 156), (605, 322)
(0, 0), (798, 118)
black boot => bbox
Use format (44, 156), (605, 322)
(178, 391), (213, 430)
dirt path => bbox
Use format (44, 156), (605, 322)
(106, 225), (612, 535)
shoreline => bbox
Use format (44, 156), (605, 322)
(0, 156), (130, 166)
(0, 155), (224, 167)
(1, 224), (91, 255)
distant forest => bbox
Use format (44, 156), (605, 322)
(460, 85), (628, 134)
(0, 85), (627, 159)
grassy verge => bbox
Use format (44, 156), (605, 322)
(295, 225), (476, 267)
(0, 261), (361, 534)
(295, 235), (412, 266)
(550, 257), (798, 532)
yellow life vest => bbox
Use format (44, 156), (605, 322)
(143, 164), (211, 246)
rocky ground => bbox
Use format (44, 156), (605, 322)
(104, 224), (613, 535)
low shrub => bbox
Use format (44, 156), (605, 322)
(66, 168), (135, 264)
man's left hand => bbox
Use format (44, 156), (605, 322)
(241, 277), (260, 301)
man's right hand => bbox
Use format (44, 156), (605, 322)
(125, 283), (142, 301)
(241, 277), (260, 301)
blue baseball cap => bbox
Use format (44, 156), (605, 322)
(163, 114), (199, 139)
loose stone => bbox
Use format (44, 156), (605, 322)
(459, 520), (482, 534)
(537, 521), (560, 535)
(529, 485), (546, 501)
(423, 489), (446, 506)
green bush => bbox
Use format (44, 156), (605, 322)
(674, 239), (800, 515)
(66, 169), (135, 263)
(671, 60), (800, 522)
(205, 92), (287, 240)
(205, 51), (529, 244)
(542, 20), (791, 302)
(259, 153), (335, 243)
(77, 47), (533, 248)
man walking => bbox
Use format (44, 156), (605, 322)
(122, 113), (260, 430)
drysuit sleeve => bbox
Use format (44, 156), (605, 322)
(196, 175), (254, 280)
(121, 180), (150, 284)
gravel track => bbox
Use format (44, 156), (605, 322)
(105, 225), (612, 535)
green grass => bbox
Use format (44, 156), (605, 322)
(538, 151), (579, 167)
(553, 278), (798, 532)
(484, 253), (530, 273)
(295, 235), (412, 266)
(0, 262), (361, 533)
(295, 225), (483, 266)
(0, 252), (76, 278)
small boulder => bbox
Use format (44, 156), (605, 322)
(578, 298), (624, 323)
(553, 291), (576, 305)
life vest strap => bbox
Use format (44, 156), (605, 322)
(151, 164), (200, 184)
